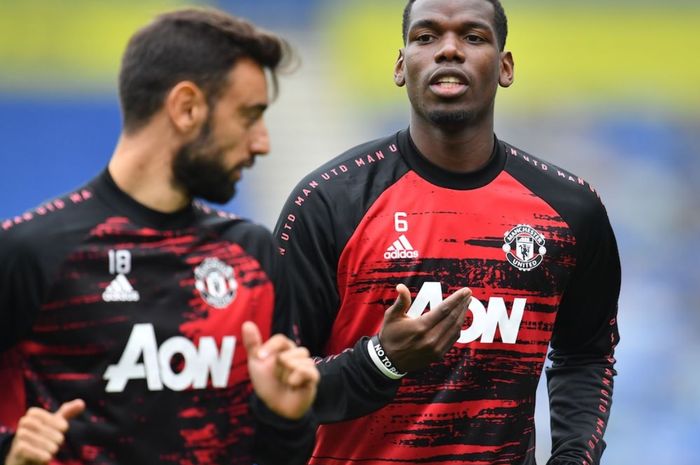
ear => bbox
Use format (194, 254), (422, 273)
(499, 51), (514, 88)
(165, 81), (208, 135)
(394, 49), (406, 87)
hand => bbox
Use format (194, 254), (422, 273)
(5, 399), (85, 465)
(242, 321), (319, 420)
(379, 284), (471, 373)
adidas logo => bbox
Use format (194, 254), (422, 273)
(102, 274), (140, 302)
(384, 234), (419, 260)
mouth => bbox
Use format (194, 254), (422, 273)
(231, 159), (255, 180)
(429, 70), (469, 98)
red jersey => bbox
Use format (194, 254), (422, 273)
(274, 129), (620, 465)
(0, 170), (314, 465)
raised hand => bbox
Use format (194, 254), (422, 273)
(242, 321), (319, 420)
(5, 399), (85, 465)
(378, 284), (472, 373)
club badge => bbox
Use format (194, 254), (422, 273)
(502, 224), (546, 271)
(194, 258), (238, 308)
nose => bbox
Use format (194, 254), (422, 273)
(434, 33), (465, 63)
(250, 121), (270, 156)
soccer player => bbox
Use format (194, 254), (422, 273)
(0, 9), (321, 465)
(274, 0), (622, 464)
(0, 7), (475, 464)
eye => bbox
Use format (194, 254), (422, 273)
(465, 34), (485, 44)
(241, 108), (265, 128)
(415, 33), (435, 44)
(246, 115), (262, 128)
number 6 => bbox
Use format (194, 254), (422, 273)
(394, 212), (408, 232)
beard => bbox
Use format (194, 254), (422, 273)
(172, 117), (237, 204)
(426, 110), (471, 129)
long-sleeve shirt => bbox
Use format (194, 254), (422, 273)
(0, 170), (315, 465)
(274, 129), (621, 465)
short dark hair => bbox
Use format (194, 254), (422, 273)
(402, 0), (508, 50)
(119, 8), (292, 133)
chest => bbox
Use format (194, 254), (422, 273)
(27, 221), (274, 392)
(330, 172), (576, 352)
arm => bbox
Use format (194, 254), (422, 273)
(310, 284), (471, 424)
(3, 401), (84, 465)
(0, 230), (54, 464)
(546, 204), (621, 465)
(0, 238), (46, 353)
(242, 322), (318, 465)
(273, 188), (471, 424)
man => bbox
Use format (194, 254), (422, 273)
(0, 9), (320, 465)
(0, 7), (474, 464)
(274, 0), (621, 464)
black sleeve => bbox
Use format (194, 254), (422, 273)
(249, 394), (317, 465)
(312, 337), (401, 424)
(546, 202), (621, 465)
(0, 229), (47, 353)
(273, 191), (340, 356)
(0, 227), (54, 463)
(0, 431), (13, 464)
(273, 185), (400, 424)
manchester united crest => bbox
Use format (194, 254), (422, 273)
(502, 224), (547, 271)
(194, 258), (238, 308)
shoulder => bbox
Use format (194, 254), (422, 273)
(295, 133), (403, 191)
(0, 186), (97, 257)
(194, 203), (272, 242)
(502, 140), (608, 225)
(282, 132), (406, 215)
(194, 203), (275, 260)
(312, 132), (401, 177)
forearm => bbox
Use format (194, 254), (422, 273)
(0, 431), (13, 465)
(314, 337), (401, 424)
(546, 353), (616, 465)
(250, 394), (317, 465)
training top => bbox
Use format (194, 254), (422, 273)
(274, 129), (621, 465)
(0, 170), (319, 465)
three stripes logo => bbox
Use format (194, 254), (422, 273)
(102, 274), (140, 302)
(384, 234), (419, 260)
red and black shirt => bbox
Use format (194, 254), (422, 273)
(274, 129), (621, 465)
(0, 170), (314, 465)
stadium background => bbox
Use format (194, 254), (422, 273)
(1, 1), (698, 463)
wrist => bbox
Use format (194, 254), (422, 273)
(366, 335), (406, 380)
(0, 431), (14, 465)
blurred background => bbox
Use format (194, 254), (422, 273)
(1, 0), (698, 463)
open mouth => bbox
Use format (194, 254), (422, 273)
(429, 71), (469, 98)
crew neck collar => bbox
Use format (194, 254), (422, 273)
(396, 128), (506, 190)
(90, 169), (197, 230)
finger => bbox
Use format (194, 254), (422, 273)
(419, 287), (471, 329)
(426, 293), (474, 356)
(277, 347), (312, 371)
(242, 321), (263, 358)
(19, 413), (66, 445)
(285, 361), (320, 388)
(22, 409), (68, 437)
(258, 334), (296, 360)
(383, 284), (412, 321)
(14, 427), (62, 459)
(25, 407), (56, 425)
(430, 295), (471, 354)
(273, 345), (309, 384)
(56, 399), (85, 422)
(9, 440), (53, 464)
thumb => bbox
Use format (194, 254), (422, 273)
(56, 399), (85, 421)
(242, 321), (263, 358)
(384, 284), (412, 320)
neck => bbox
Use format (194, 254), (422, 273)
(108, 123), (190, 213)
(408, 112), (495, 173)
